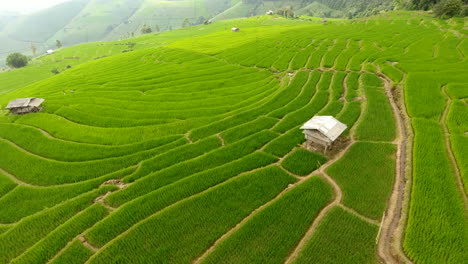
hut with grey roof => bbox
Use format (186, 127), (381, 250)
(6, 98), (45, 115)
(300, 116), (347, 152)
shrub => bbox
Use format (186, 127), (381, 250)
(141, 24), (152, 34)
(434, 0), (464, 18)
(51, 68), (60, 74)
(6, 53), (28, 68)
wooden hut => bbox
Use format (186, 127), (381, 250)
(5, 98), (45, 115)
(300, 116), (347, 152)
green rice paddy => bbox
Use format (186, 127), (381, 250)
(0, 11), (466, 264)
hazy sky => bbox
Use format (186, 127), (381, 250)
(0, 0), (71, 13)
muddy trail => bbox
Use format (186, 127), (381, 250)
(376, 74), (412, 264)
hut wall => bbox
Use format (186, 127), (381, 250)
(303, 130), (332, 146)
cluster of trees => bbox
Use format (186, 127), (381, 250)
(395, 0), (468, 17)
(277, 6), (295, 18)
(6, 53), (28, 68)
(141, 24), (152, 34)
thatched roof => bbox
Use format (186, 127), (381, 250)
(300, 116), (347, 141)
(6, 98), (45, 109)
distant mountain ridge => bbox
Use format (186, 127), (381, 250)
(0, 0), (393, 65)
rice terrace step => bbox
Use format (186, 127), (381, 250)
(0, 1), (466, 263)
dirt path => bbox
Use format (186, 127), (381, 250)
(1, 137), (66, 162)
(78, 235), (99, 252)
(341, 72), (349, 103)
(184, 133), (193, 144)
(440, 86), (467, 205)
(338, 204), (379, 226)
(376, 74), (412, 264)
(192, 148), (308, 264)
(216, 133), (225, 146)
(89, 163), (282, 263)
(14, 123), (111, 146)
(46, 238), (78, 264)
(192, 182), (296, 264)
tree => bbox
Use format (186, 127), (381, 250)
(51, 67), (60, 74)
(141, 24), (152, 34)
(6, 53), (28, 68)
(127, 42), (136, 49)
(277, 6), (294, 18)
(197, 16), (205, 25)
(434, 0), (464, 17)
(30, 43), (37, 56)
(56, 40), (62, 49)
(182, 18), (191, 28)
(154, 25), (160, 32)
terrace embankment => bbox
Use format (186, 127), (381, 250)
(376, 74), (412, 264)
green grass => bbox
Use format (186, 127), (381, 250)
(404, 118), (467, 264)
(327, 142), (396, 219)
(88, 166), (296, 264)
(355, 74), (396, 142)
(201, 177), (333, 264)
(49, 240), (93, 264)
(0, 11), (466, 264)
(108, 130), (277, 206)
(86, 152), (278, 247)
(0, 186), (115, 263)
(0, 172), (16, 198)
(11, 204), (109, 264)
(263, 127), (305, 157)
(0, 168), (130, 223)
(292, 206), (378, 264)
(282, 149), (327, 176)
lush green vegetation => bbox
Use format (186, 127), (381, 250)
(327, 142), (396, 219)
(282, 149), (327, 176)
(292, 206), (379, 263)
(49, 240), (93, 264)
(0, 10), (466, 264)
(88, 166), (296, 264)
(404, 118), (467, 263)
(200, 177), (333, 264)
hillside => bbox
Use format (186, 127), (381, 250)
(0, 0), (90, 65)
(0, 11), (467, 264)
(0, 0), (394, 65)
(213, 0), (392, 20)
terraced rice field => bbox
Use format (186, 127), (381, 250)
(0, 11), (466, 264)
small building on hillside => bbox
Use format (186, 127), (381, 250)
(6, 98), (45, 115)
(46, 49), (55, 55)
(300, 116), (347, 152)
(266, 10), (274, 15)
(231, 27), (240, 32)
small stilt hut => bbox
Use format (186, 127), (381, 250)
(300, 116), (347, 153)
(5, 98), (45, 115)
